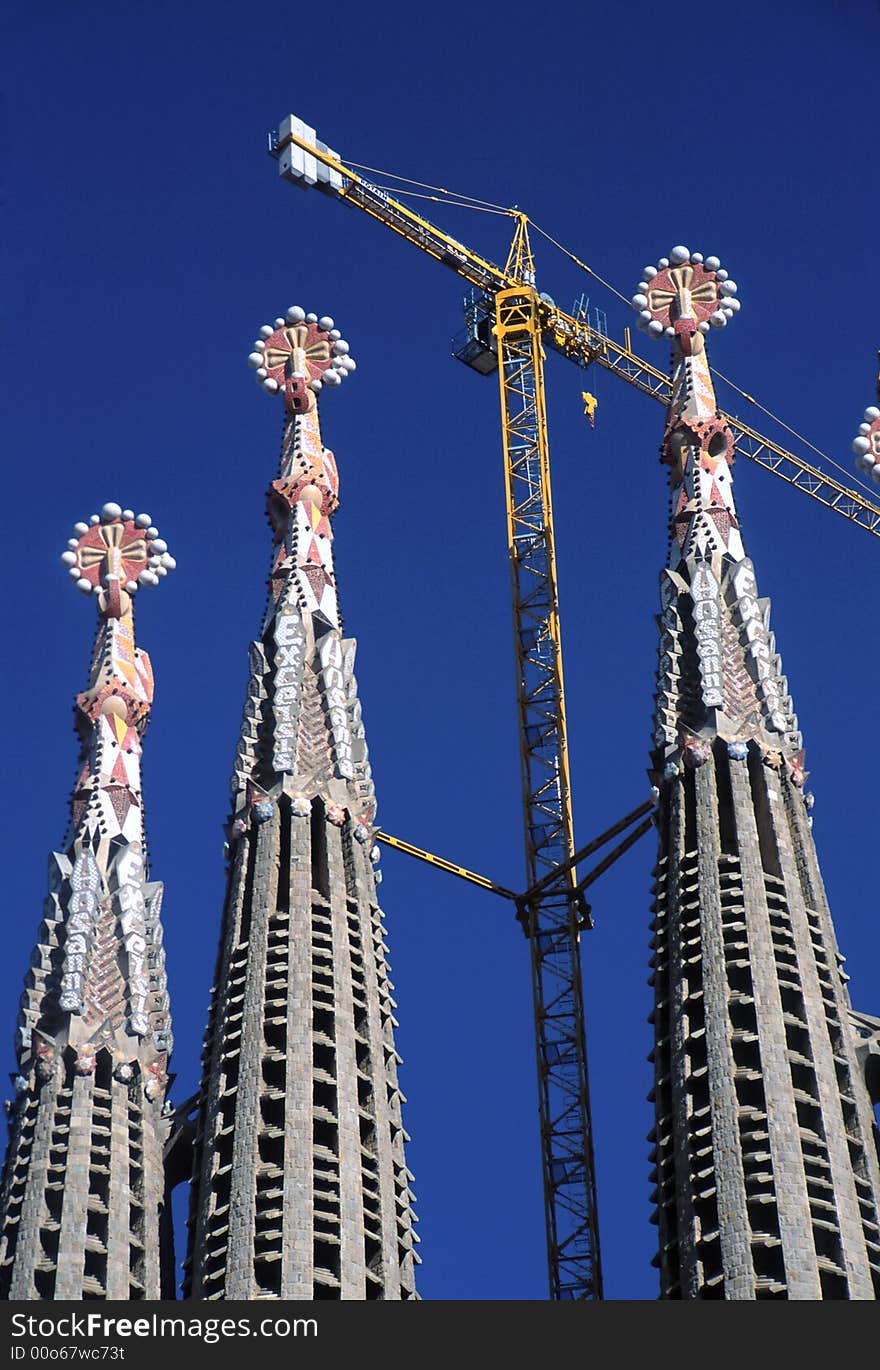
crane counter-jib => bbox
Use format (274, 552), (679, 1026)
(272, 116), (512, 295)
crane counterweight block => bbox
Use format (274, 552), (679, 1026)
(275, 114), (344, 194)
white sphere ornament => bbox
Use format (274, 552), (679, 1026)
(711, 311), (727, 327)
(146, 527), (159, 539)
(721, 280), (738, 296)
(74, 521), (89, 536)
(648, 320), (664, 336)
(698, 321), (710, 333)
(262, 378), (279, 393)
(68, 567), (80, 580)
(333, 339), (350, 355)
(286, 306), (305, 323)
(89, 515), (100, 525)
(691, 252), (703, 263)
(859, 423), (872, 434)
(254, 340), (265, 351)
(255, 368), (267, 381)
(67, 538), (79, 549)
(248, 352), (263, 367)
(260, 325), (274, 338)
(705, 256), (720, 271)
(322, 369), (340, 385)
(853, 436), (871, 455)
(872, 464), (880, 484)
(125, 581), (138, 593)
(665, 325), (675, 337)
(632, 294), (648, 309)
(152, 538), (167, 554)
(135, 514), (152, 528)
(100, 502), (122, 522)
(61, 551), (77, 567)
(670, 245), (690, 264)
(76, 578), (92, 594)
(160, 553), (176, 570)
(329, 328), (341, 340)
(310, 378), (323, 392)
(306, 313), (317, 324)
(319, 316), (334, 331)
(122, 509), (134, 521)
(274, 317), (285, 328)
(865, 406), (880, 421)
(644, 266), (657, 279)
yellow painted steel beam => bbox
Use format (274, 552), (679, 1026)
(274, 126), (512, 295)
(494, 281), (577, 889)
(375, 830), (517, 901)
(543, 308), (880, 538)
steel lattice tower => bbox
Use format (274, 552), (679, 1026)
(184, 308), (418, 1300)
(638, 248), (880, 1298)
(0, 506), (176, 1299)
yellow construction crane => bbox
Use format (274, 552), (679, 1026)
(269, 116), (880, 1302)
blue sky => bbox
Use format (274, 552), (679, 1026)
(3, 1), (879, 1300)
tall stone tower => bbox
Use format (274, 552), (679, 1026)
(0, 506), (176, 1299)
(184, 308), (418, 1300)
(637, 249), (880, 1299)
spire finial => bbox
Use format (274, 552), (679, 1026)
(247, 306), (356, 414)
(632, 247), (740, 356)
(852, 404), (880, 481)
(60, 504), (175, 619)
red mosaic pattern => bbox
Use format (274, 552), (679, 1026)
(645, 263), (720, 329)
(262, 323), (333, 386)
(73, 521), (151, 590)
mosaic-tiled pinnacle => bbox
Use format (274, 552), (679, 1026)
(0, 506), (176, 1300)
(636, 250), (880, 1299)
(184, 309), (418, 1300)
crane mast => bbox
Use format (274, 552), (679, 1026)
(494, 216), (601, 1297)
(269, 116), (880, 1302)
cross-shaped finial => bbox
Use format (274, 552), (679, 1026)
(61, 503), (176, 618)
(248, 307), (356, 413)
(633, 247), (740, 356)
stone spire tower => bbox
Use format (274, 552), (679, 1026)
(184, 307), (418, 1300)
(635, 249), (880, 1299)
(0, 506), (176, 1300)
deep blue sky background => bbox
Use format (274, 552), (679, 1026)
(3, 1), (879, 1300)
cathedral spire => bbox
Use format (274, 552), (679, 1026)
(185, 308), (417, 1301)
(636, 250), (880, 1299)
(0, 505), (176, 1299)
(636, 249), (798, 768)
